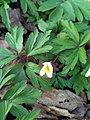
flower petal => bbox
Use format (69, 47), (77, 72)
(47, 62), (53, 73)
(85, 68), (90, 77)
(40, 66), (46, 76)
(46, 71), (53, 78)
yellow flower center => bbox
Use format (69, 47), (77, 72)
(44, 65), (51, 73)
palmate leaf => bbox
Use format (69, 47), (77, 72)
(25, 29), (52, 56)
(54, 76), (66, 89)
(3, 79), (42, 104)
(13, 87), (42, 104)
(25, 29), (38, 55)
(52, 38), (77, 54)
(0, 48), (17, 68)
(67, 74), (88, 95)
(61, 20), (79, 44)
(3, 80), (27, 101)
(26, 62), (52, 91)
(0, 100), (12, 120)
(2, 81), (41, 119)
(5, 26), (24, 54)
(0, 1), (10, 31)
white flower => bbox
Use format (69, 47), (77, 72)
(40, 62), (53, 78)
(85, 68), (90, 77)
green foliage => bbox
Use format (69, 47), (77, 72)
(26, 62), (52, 91)
(0, 66), (15, 89)
(25, 29), (52, 56)
(16, 109), (40, 120)
(67, 74), (88, 95)
(20, 0), (39, 19)
(2, 81), (42, 119)
(0, 101), (12, 120)
(1, 0), (90, 119)
(5, 26), (24, 54)
(0, 1), (10, 31)
(0, 48), (17, 68)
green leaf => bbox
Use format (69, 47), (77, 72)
(38, 19), (49, 32)
(35, 30), (51, 49)
(26, 68), (39, 88)
(76, 0), (90, 20)
(29, 45), (52, 56)
(62, 49), (78, 74)
(26, 62), (52, 91)
(70, 0), (83, 21)
(0, 48), (17, 68)
(75, 22), (88, 32)
(0, 100), (12, 120)
(0, 65), (12, 83)
(61, 1), (75, 21)
(20, 0), (39, 19)
(3, 80), (26, 101)
(61, 20), (79, 44)
(38, 77), (52, 91)
(38, 19), (57, 32)
(16, 109), (40, 120)
(73, 75), (87, 95)
(10, 63), (25, 84)
(26, 62), (40, 88)
(49, 5), (63, 23)
(25, 30), (52, 56)
(80, 30), (90, 46)
(25, 29), (38, 55)
(2, 65), (12, 78)
(54, 76), (66, 89)
(5, 26), (24, 53)
(53, 39), (77, 53)
(0, 2), (10, 31)
(38, 0), (61, 12)
(67, 74), (87, 95)
(13, 87), (42, 104)
(27, 0), (39, 19)
(78, 47), (87, 64)
(0, 74), (15, 89)
(10, 104), (28, 117)
(20, 0), (27, 13)
(26, 62), (41, 74)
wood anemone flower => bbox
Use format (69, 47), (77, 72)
(40, 62), (53, 78)
(85, 68), (90, 77)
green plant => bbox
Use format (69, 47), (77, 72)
(1, 0), (90, 119)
